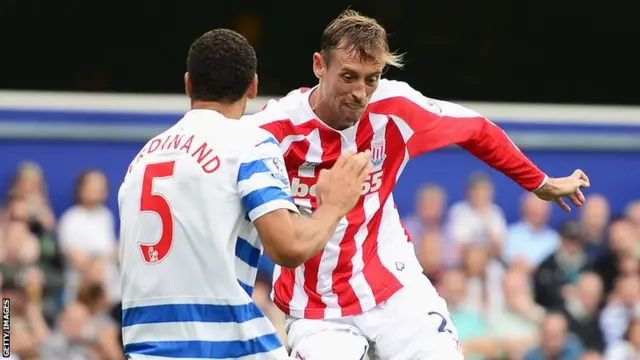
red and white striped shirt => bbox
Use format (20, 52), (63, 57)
(245, 79), (547, 319)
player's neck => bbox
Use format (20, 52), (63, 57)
(308, 88), (341, 130)
(190, 100), (245, 120)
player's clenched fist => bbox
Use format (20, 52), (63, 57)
(316, 150), (372, 217)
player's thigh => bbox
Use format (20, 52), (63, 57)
(360, 277), (464, 360)
(286, 317), (371, 360)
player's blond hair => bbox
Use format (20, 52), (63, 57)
(321, 9), (404, 69)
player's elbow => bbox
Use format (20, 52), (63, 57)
(263, 242), (307, 269)
(272, 255), (305, 269)
(255, 209), (309, 269)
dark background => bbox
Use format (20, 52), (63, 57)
(1, 0), (637, 104)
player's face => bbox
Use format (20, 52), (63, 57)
(315, 48), (384, 129)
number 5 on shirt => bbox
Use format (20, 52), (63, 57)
(139, 161), (176, 264)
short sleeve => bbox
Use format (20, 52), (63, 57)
(237, 134), (299, 222)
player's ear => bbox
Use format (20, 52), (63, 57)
(247, 73), (258, 99)
(312, 52), (325, 80)
(184, 72), (191, 97)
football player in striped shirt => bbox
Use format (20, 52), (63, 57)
(246, 10), (591, 360)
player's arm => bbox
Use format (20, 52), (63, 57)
(238, 136), (370, 268)
(382, 81), (546, 191)
(254, 205), (341, 269)
(385, 81), (588, 210)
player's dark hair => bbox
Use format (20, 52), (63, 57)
(186, 29), (257, 103)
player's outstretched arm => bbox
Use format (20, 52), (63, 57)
(386, 81), (589, 211)
(255, 151), (371, 268)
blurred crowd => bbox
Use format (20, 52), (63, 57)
(1, 162), (122, 360)
(1, 162), (639, 360)
(397, 173), (640, 360)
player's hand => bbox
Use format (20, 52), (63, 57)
(533, 169), (590, 212)
(316, 150), (372, 217)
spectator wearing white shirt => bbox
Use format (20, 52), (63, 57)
(57, 170), (118, 303)
(447, 172), (507, 258)
(605, 315), (640, 360)
(600, 275), (640, 352)
(503, 193), (560, 273)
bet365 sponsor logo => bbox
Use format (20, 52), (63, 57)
(291, 171), (383, 198)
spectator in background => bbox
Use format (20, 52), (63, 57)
(618, 252), (640, 276)
(605, 314), (640, 359)
(438, 269), (491, 359)
(588, 217), (639, 295)
(1, 193), (64, 326)
(416, 231), (448, 284)
(402, 184), (448, 253)
(8, 161), (56, 237)
(405, 184), (457, 283)
(76, 276), (124, 360)
(523, 312), (585, 360)
(0, 198), (41, 270)
(503, 193), (559, 273)
(447, 172), (507, 258)
(2, 268), (50, 360)
(600, 275), (640, 351)
(624, 200), (640, 232)
(579, 194), (611, 261)
(40, 302), (102, 359)
(461, 243), (505, 313)
(534, 220), (588, 310)
(561, 272), (606, 352)
(58, 170), (119, 303)
(486, 269), (545, 359)
(581, 350), (605, 360)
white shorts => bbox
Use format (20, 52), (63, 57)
(285, 275), (464, 360)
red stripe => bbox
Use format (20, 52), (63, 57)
(309, 128), (341, 209)
(329, 118), (375, 316)
(301, 128), (342, 318)
(360, 203), (401, 305)
(302, 253), (325, 318)
(331, 199), (365, 316)
(259, 120), (288, 143)
(360, 118), (407, 305)
(273, 269), (295, 315)
(267, 119), (323, 316)
(395, 204), (413, 243)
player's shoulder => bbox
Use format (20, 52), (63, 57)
(227, 119), (278, 148)
(370, 79), (479, 118)
(370, 78), (416, 102)
(242, 87), (312, 126)
(262, 87), (312, 112)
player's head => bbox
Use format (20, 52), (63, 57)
(313, 10), (403, 129)
(185, 29), (258, 111)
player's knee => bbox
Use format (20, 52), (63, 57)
(290, 330), (369, 360)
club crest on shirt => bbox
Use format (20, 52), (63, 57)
(263, 157), (290, 188)
(370, 139), (387, 167)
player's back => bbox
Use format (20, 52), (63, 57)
(118, 109), (288, 359)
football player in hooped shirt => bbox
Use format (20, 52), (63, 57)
(246, 10), (590, 360)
